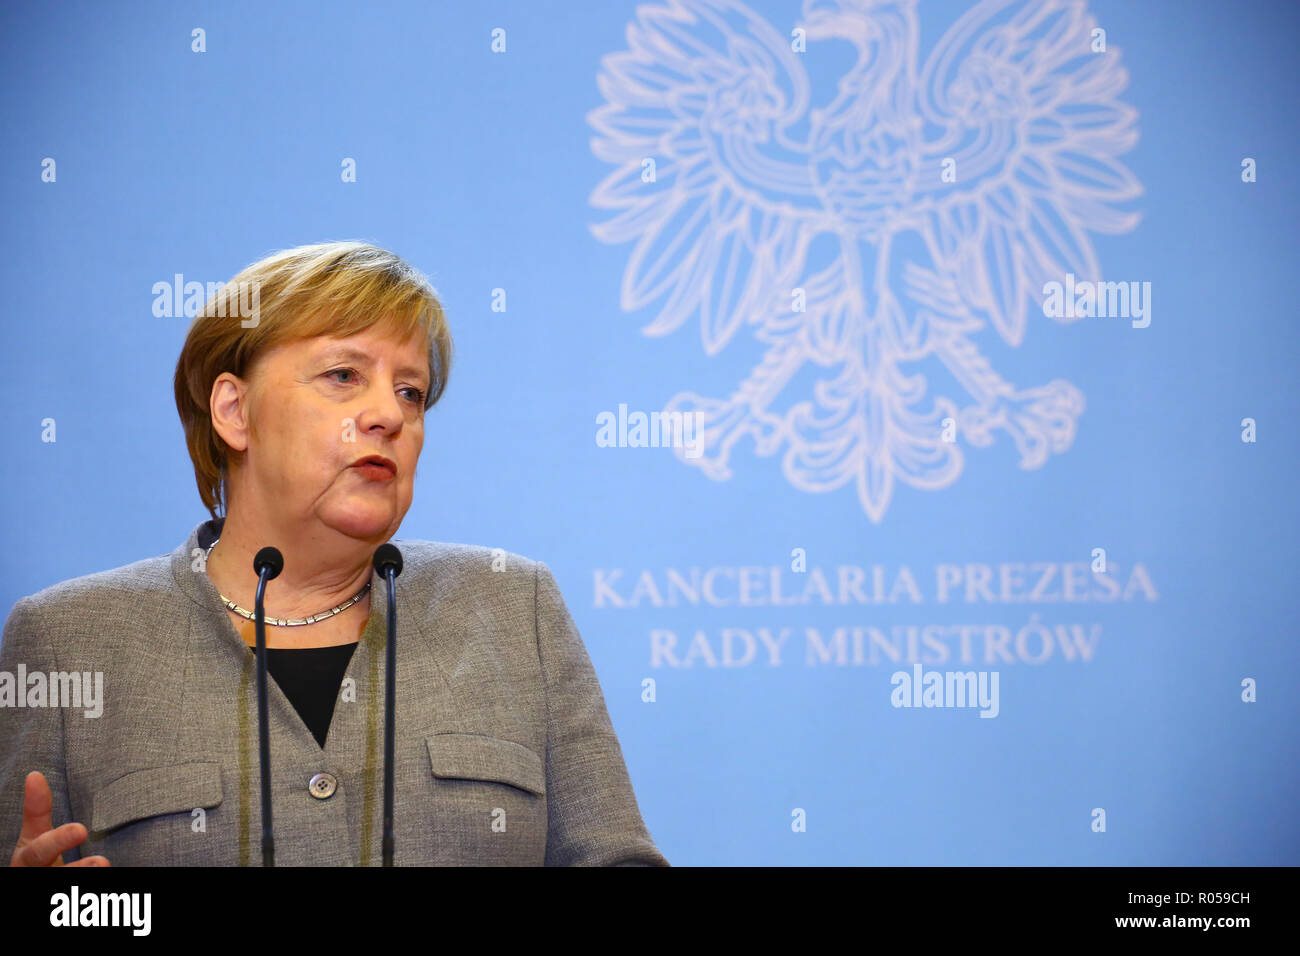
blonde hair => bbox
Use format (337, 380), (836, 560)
(173, 241), (453, 519)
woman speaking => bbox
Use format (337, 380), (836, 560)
(0, 241), (668, 867)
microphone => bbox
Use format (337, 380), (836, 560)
(373, 543), (403, 867)
(252, 546), (283, 867)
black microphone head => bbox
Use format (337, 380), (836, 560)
(373, 543), (403, 577)
(254, 546), (284, 580)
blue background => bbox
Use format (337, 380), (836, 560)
(1, 0), (1297, 865)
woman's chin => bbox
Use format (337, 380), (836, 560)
(320, 500), (402, 541)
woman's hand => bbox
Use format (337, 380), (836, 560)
(9, 771), (109, 867)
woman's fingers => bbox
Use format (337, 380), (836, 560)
(12, 821), (88, 867)
(10, 771), (108, 866)
(17, 771), (54, 845)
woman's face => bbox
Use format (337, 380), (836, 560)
(216, 325), (429, 543)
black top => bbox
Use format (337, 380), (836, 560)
(199, 515), (359, 748)
(266, 643), (358, 748)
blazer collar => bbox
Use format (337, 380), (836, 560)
(168, 518), (390, 628)
(167, 518), (467, 709)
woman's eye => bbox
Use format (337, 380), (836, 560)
(329, 369), (422, 406)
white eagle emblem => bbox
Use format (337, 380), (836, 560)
(587, 0), (1142, 520)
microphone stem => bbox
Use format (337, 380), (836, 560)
(382, 568), (397, 866)
(255, 571), (275, 867)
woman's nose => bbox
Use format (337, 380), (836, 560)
(357, 383), (407, 432)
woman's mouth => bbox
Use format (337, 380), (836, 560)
(350, 456), (397, 481)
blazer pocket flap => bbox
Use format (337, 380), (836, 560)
(426, 734), (545, 796)
(91, 762), (224, 833)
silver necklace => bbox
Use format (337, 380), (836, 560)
(205, 537), (370, 626)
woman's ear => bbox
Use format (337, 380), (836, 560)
(210, 372), (251, 453)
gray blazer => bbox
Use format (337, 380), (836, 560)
(0, 519), (668, 866)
